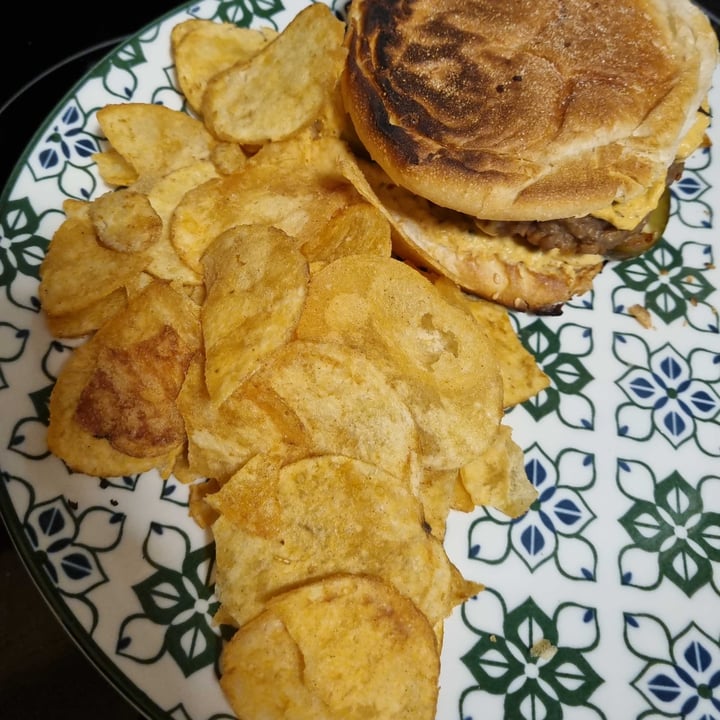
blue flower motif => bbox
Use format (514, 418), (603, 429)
(670, 146), (713, 228)
(616, 336), (720, 453)
(27, 100), (98, 190)
(630, 618), (720, 718)
(24, 496), (124, 596)
(468, 445), (596, 580)
(513, 446), (595, 571)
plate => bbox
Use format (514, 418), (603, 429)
(1, 2), (719, 718)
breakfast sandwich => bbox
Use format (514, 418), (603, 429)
(342, 0), (719, 311)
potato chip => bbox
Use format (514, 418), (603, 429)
(299, 83), (357, 142)
(123, 270), (156, 300)
(202, 4), (347, 144)
(96, 103), (216, 177)
(89, 188), (162, 253)
(210, 454), (477, 629)
(187, 477), (222, 529)
(169, 18), (208, 50)
(460, 424), (538, 518)
(92, 148), (138, 187)
(221, 606), (329, 719)
(296, 255), (504, 470)
(201, 224), (309, 404)
(209, 141), (248, 175)
(47, 280), (200, 477)
(299, 200), (392, 265)
(418, 467), (474, 540)
(73, 327), (189, 457)
(61, 198), (90, 220)
(244, 340), (421, 487)
(219, 574), (441, 720)
(44, 287), (128, 338)
(39, 211), (148, 317)
(47, 341), (174, 478)
(177, 356), (307, 482)
(144, 160), (218, 284)
(176, 281), (205, 305)
(172, 19), (277, 115)
(432, 275), (550, 407)
(171, 134), (363, 273)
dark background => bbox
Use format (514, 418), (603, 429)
(0, 4), (184, 718)
(0, 1), (185, 186)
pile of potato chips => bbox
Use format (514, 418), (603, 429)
(39, 5), (550, 718)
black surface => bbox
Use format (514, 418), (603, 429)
(0, 2), (183, 191)
(694, 0), (720, 33)
(0, 4), (184, 717)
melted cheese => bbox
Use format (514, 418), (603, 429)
(591, 177), (666, 230)
(677, 101), (711, 160)
(592, 104), (710, 230)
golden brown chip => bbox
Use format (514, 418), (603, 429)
(96, 103), (217, 177)
(39, 212), (148, 317)
(209, 454), (477, 629)
(88, 188), (162, 253)
(187, 477), (222, 529)
(306, 83), (358, 141)
(44, 287), (128, 338)
(47, 341), (175, 478)
(201, 224), (309, 404)
(300, 201), (392, 265)
(177, 356), (307, 482)
(202, 4), (347, 144)
(144, 160), (219, 284)
(92, 149), (138, 187)
(47, 280), (201, 477)
(169, 18), (208, 50)
(61, 198), (90, 220)
(209, 141), (248, 175)
(123, 271), (156, 300)
(418, 467), (474, 540)
(460, 424), (538, 517)
(74, 325), (190, 457)
(172, 19), (277, 115)
(222, 607), (329, 719)
(244, 340), (421, 487)
(296, 255), (504, 470)
(432, 276), (550, 407)
(170, 134), (363, 274)
(219, 574), (441, 720)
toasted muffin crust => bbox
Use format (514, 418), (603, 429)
(342, 0), (718, 221)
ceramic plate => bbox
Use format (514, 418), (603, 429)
(1, 2), (719, 718)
